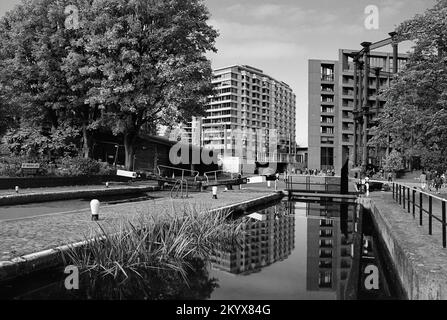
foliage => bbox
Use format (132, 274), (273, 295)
(371, 0), (447, 171)
(56, 156), (101, 176)
(0, 0), (217, 165)
(382, 150), (404, 173)
(0, 155), (51, 177)
(68, 0), (218, 168)
(2, 122), (80, 158)
(63, 207), (242, 285)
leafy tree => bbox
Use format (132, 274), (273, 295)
(382, 150), (404, 173)
(371, 0), (447, 172)
(74, 0), (217, 169)
(0, 0), (87, 158)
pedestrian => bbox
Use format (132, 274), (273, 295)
(420, 171), (427, 191)
(427, 171), (433, 191)
(388, 172), (393, 183)
(434, 175), (443, 194)
(360, 175), (366, 193)
(365, 176), (370, 195)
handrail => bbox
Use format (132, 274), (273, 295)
(170, 179), (189, 199)
(203, 170), (230, 184)
(391, 181), (446, 202)
(157, 165), (200, 183)
(391, 181), (447, 248)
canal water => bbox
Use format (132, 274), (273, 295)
(0, 200), (404, 300)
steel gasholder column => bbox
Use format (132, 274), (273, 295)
(361, 42), (371, 171)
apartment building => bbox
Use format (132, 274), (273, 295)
(308, 50), (408, 174)
(199, 65), (297, 174)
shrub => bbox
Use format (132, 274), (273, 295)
(56, 157), (101, 176)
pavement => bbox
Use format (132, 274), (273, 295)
(0, 185), (275, 261)
(363, 191), (447, 299)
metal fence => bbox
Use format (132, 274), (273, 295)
(286, 175), (341, 194)
(392, 182), (447, 248)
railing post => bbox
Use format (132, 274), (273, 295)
(407, 187), (411, 213)
(443, 201), (446, 249)
(429, 196), (433, 235)
(399, 185), (402, 205)
(420, 192), (423, 226)
(412, 188), (416, 219)
(403, 186), (406, 210)
(392, 183), (395, 199)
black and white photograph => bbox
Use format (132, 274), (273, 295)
(0, 0), (445, 308)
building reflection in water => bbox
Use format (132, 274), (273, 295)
(303, 201), (360, 300)
(211, 203), (295, 275)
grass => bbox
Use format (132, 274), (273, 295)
(62, 204), (243, 284)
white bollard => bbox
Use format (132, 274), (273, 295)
(267, 181), (271, 188)
(15, 186), (19, 193)
(90, 199), (100, 221)
(212, 186), (218, 199)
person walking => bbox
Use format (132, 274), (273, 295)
(420, 171), (427, 191)
(434, 175), (443, 194)
(387, 172), (393, 183)
(365, 175), (370, 195)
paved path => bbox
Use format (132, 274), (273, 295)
(0, 187), (274, 261)
(365, 191), (447, 299)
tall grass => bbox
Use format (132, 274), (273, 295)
(63, 205), (243, 284)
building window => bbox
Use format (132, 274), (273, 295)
(319, 271), (333, 288)
(320, 127), (334, 135)
(321, 147), (334, 168)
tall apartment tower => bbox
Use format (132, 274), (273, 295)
(200, 65), (297, 174)
(308, 49), (408, 174)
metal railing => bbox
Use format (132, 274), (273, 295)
(171, 179), (188, 199)
(157, 165), (200, 183)
(203, 170), (233, 184)
(392, 182), (447, 248)
(286, 175), (342, 193)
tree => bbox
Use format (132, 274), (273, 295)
(0, 0), (89, 158)
(371, 0), (447, 172)
(382, 150), (404, 173)
(73, 0), (218, 169)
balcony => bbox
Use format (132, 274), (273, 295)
(321, 75), (335, 82)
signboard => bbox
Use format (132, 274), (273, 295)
(21, 163), (40, 169)
(21, 163), (40, 175)
(117, 170), (137, 179)
(247, 176), (266, 184)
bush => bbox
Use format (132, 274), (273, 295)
(0, 156), (51, 177)
(56, 157), (101, 176)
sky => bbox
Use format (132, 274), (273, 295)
(0, 0), (437, 146)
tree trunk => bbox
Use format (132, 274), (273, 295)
(82, 123), (91, 159)
(124, 133), (137, 171)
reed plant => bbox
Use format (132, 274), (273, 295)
(63, 204), (243, 284)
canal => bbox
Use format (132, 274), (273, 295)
(0, 199), (404, 300)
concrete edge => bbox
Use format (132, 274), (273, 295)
(360, 197), (447, 300)
(0, 185), (161, 206)
(0, 192), (284, 283)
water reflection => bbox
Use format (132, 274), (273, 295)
(211, 204), (295, 275)
(303, 202), (357, 300)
